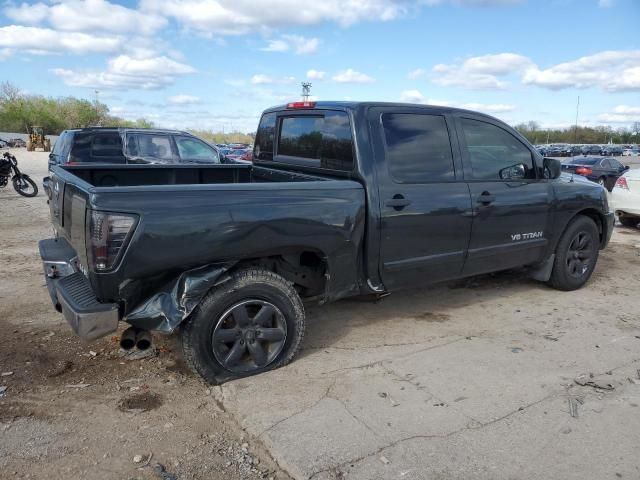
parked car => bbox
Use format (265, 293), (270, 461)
(0, 139), (8, 148)
(535, 145), (547, 156)
(545, 145), (564, 157)
(222, 148), (252, 161)
(582, 145), (603, 155)
(9, 138), (26, 148)
(612, 169), (640, 228)
(622, 148), (640, 156)
(48, 128), (222, 170)
(561, 156), (629, 190)
(40, 101), (614, 384)
(601, 146), (623, 156)
(568, 145), (583, 156)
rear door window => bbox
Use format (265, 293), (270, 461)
(127, 134), (173, 160)
(91, 133), (123, 157)
(381, 113), (454, 182)
(174, 136), (219, 163)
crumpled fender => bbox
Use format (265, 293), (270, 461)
(125, 262), (236, 332)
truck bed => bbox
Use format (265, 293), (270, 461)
(46, 163), (366, 314)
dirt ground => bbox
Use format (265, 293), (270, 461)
(1, 149), (639, 480)
(0, 149), (290, 480)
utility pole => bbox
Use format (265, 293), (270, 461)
(574, 95), (580, 143)
(94, 90), (100, 125)
(301, 82), (312, 102)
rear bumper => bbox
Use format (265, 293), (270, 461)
(39, 238), (119, 341)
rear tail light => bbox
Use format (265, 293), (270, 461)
(87, 210), (137, 271)
(615, 176), (629, 190)
(575, 167), (593, 175)
(286, 101), (316, 109)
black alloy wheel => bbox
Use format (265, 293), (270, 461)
(565, 230), (595, 279)
(211, 299), (287, 373)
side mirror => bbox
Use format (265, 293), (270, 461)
(543, 157), (562, 179)
(499, 163), (526, 180)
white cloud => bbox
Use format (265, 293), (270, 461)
(522, 50), (640, 92)
(407, 68), (427, 80)
(306, 69), (326, 80)
(432, 52), (532, 89)
(332, 68), (375, 83)
(261, 34), (319, 55)
(597, 105), (640, 123)
(168, 94), (201, 105)
(250, 74), (295, 85)
(51, 55), (196, 89)
(5, 0), (167, 36)
(0, 25), (123, 55)
(598, 0), (613, 7)
(140, 0), (522, 34)
(399, 89), (515, 114)
(140, 0), (410, 35)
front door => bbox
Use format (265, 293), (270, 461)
(455, 115), (553, 275)
(369, 107), (473, 291)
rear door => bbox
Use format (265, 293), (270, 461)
(369, 107), (472, 290)
(455, 115), (553, 275)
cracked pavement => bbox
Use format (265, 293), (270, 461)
(216, 232), (640, 480)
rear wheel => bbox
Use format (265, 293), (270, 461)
(180, 268), (305, 384)
(597, 176), (606, 186)
(12, 175), (38, 197)
(548, 216), (599, 291)
(619, 215), (639, 228)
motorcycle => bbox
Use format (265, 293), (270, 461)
(0, 151), (38, 197)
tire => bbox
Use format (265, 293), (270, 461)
(597, 176), (606, 186)
(12, 175), (38, 197)
(619, 216), (639, 228)
(548, 216), (599, 291)
(180, 268), (305, 384)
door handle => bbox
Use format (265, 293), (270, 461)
(385, 195), (411, 210)
(477, 191), (495, 205)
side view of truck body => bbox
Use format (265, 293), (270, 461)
(40, 101), (614, 383)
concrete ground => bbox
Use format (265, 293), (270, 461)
(2, 148), (640, 480)
(217, 246), (640, 479)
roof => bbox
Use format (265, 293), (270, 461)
(263, 101), (500, 120)
(63, 127), (190, 135)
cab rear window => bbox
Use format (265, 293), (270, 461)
(256, 110), (354, 172)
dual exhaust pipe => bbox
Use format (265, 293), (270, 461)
(120, 327), (152, 351)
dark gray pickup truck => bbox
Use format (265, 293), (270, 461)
(40, 101), (614, 384)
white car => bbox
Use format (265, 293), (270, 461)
(612, 169), (640, 227)
(622, 148), (640, 156)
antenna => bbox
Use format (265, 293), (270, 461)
(301, 82), (312, 102)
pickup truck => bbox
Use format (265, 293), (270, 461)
(40, 101), (615, 384)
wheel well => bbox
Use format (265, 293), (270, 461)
(234, 250), (328, 299)
(573, 208), (605, 244)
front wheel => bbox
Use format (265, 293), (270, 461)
(548, 216), (599, 291)
(12, 175), (38, 197)
(180, 268), (305, 384)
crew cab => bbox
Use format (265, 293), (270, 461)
(48, 128), (222, 169)
(40, 102), (614, 384)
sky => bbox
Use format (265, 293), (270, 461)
(0, 0), (639, 133)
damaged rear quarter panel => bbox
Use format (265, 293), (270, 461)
(87, 181), (366, 331)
